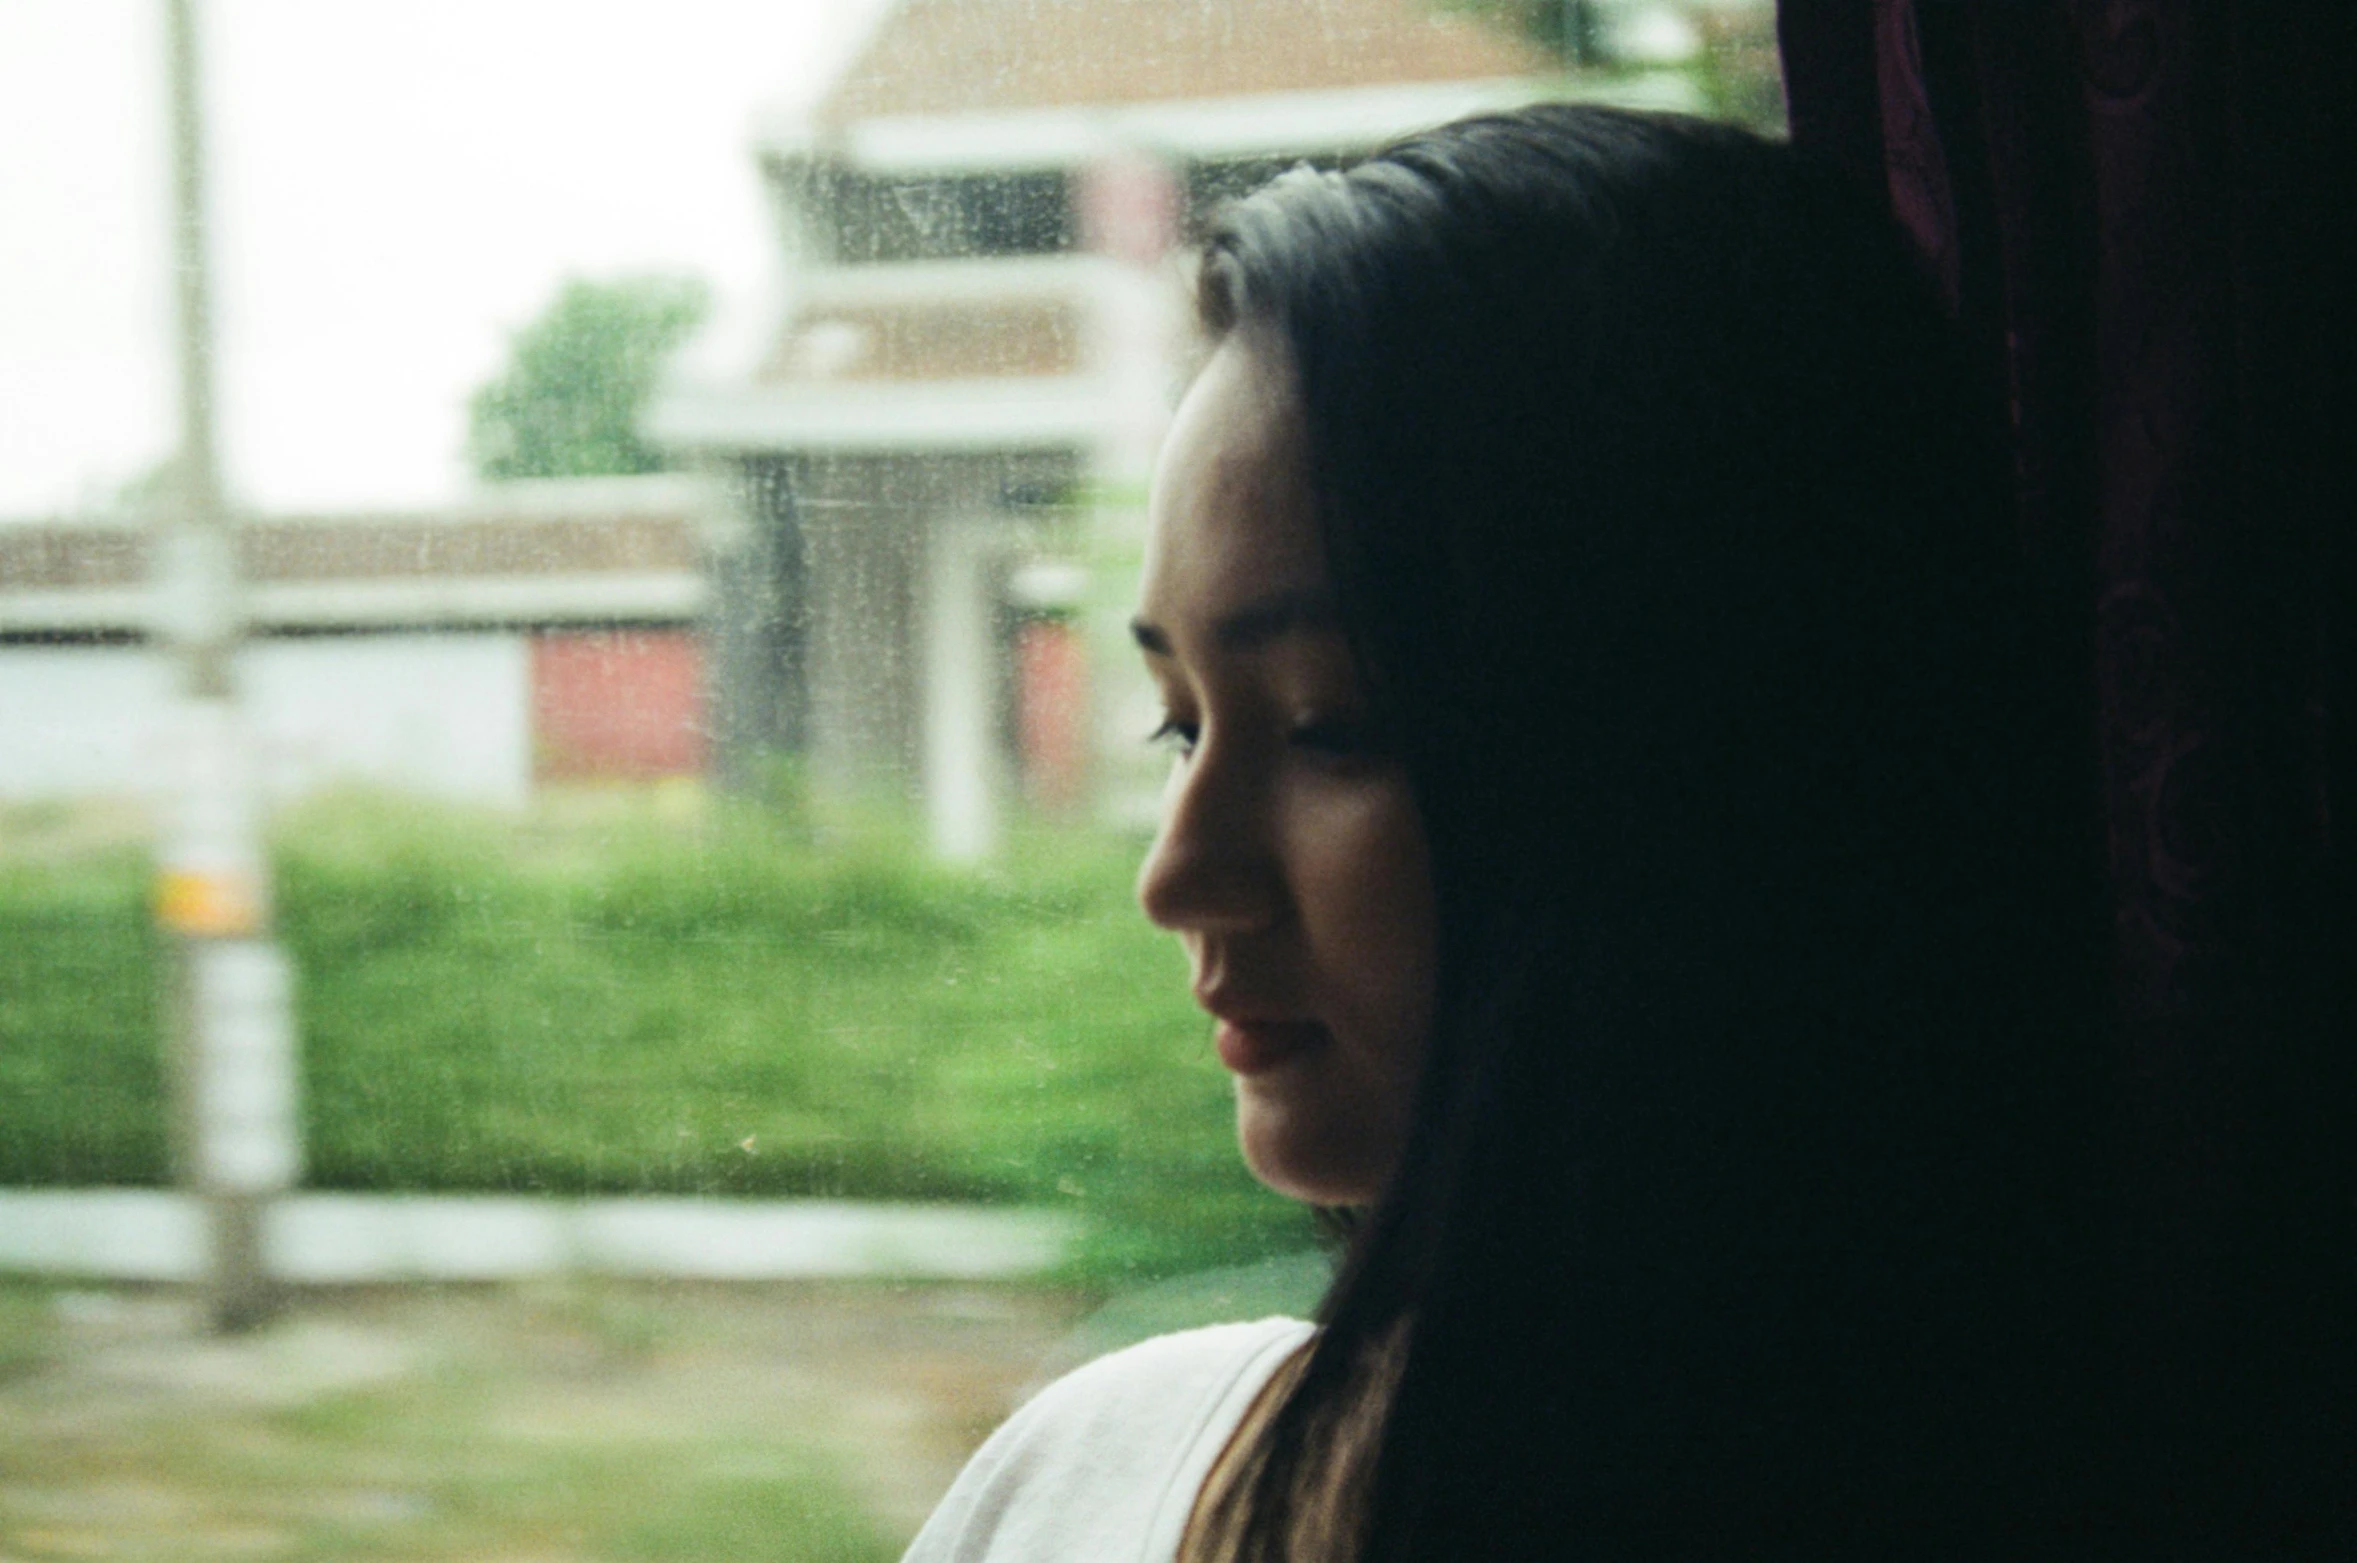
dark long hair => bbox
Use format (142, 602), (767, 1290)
(1192, 107), (2105, 1559)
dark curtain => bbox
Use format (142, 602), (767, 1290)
(1777, 1), (2354, 1547)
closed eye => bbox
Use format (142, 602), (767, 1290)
(1148, 717), (1199, 758)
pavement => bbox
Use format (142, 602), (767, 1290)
(0, 1191), (1324, 1559)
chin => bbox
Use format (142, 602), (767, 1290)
(1236, 1088), (1391, 1207)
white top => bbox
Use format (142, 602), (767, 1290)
(902, 1316), (1317, 1563)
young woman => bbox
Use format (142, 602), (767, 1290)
(905, 105), (2102, 1562)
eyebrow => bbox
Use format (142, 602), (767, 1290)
(1131, 587), (1343, 657)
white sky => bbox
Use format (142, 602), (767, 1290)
(0, 0), (889, 516)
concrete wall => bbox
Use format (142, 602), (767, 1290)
(702, 459), (812, 795)
(698, 450), (1082, 856)
(797, 455), (926, 802)
(0, 633), (532, 809)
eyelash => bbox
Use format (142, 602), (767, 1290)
(1145, 717), (1373, 761)
(1147, 718), (1198, 757)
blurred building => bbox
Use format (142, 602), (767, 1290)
(651, 0), (1711, 859)
(0, 476), (713, 809)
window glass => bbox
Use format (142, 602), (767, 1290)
(0, 3), (1781, 1556)
(822, 170), (1078, 263)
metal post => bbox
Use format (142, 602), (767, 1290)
(158, 0), (299, 1335)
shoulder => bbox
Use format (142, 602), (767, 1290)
(902, 1316), (1315, 1563)
(1028, 1316), (1316, 1428)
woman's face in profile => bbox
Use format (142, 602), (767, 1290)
(1132, 337), (1437, 1207)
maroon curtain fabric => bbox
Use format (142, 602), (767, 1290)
(1778, 1), (2354, 1543)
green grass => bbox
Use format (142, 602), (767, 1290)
(0, 1282), (906, 1562)
(0, 795), (1314, 1283)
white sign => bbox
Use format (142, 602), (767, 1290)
(191, 939), (301, 1194)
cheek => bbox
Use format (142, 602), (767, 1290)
(1293, 783), (1437, 1048)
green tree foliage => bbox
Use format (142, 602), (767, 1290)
(467, 275), (709, 481)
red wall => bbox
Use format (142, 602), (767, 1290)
(1016, 617), (1088, 811)
(530, 629), (705, 782)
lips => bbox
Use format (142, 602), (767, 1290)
(1198, 983), (1328, 1075)
(1213, 1018), (1327, 1074)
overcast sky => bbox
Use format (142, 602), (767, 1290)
(0, 0), (888, 516)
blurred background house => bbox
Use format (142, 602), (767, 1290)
(650, 0), (1719, 860)
(0, 0), (1771, 857)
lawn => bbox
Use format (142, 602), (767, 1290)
(0, 794), (1316, 1283)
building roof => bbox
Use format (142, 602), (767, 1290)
(815, 0), (1551, 127)
(0, 478), (714, 635)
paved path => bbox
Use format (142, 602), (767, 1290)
(0, 1189), (1074, 1282)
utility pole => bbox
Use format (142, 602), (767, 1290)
(157, 0), (299, 1335)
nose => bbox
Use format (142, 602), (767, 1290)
(1135, 733), (1282, 936)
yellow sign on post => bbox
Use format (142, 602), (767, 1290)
(154, 869), (263, 938)
(154, 697), (272, 935)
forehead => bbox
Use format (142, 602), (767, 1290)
(1141, 337), (1325, 617)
